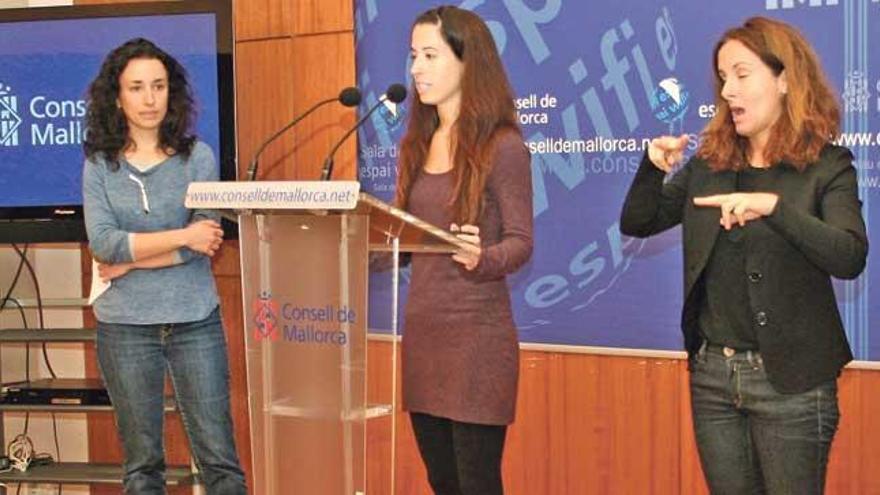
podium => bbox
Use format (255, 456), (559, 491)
(186, 181), (464, 494)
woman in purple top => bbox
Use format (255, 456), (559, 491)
(396, 6), (533, 495)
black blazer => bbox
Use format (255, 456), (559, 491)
(620, 145), (867, 393)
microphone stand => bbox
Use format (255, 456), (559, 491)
(319, 96), (389, 181)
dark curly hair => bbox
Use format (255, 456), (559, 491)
(83, 38), (196, 170)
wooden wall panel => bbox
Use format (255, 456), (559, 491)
(235, 34), (356, 182)
(291, 0), (353, 35)
(234, 38), (296, 180)
(289, 32), (357, 180)
(827, 370), (880, 494)
(234, 0), (291, 41)
(503, 352), (564, 494)
(365, 341), (880, 494)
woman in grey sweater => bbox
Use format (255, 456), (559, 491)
(82, 38), (245, 495)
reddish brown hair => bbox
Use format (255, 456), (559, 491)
(698, 16), (839, 171)
(396, 6), (520, 223)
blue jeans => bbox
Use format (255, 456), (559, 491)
(690, 343), (839, 495)
(97, 307), (246, 495)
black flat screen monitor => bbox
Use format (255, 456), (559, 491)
(0, 0), (235, 243)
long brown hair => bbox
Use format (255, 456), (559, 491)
(698, 16), (839, 171)
(396, 6), (520, 224)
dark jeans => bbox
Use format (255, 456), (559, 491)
(410, 412), (508, 495)
(97, 307), (247, 495)
(690, 344), (839, 495)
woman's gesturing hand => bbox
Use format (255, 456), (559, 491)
(693, 192), (779, 230)
(647, 134), (689, 172)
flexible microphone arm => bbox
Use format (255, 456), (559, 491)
(246, 87), (361, 181)
(319, 97), (387, 181)
(320, 84), (407, 181)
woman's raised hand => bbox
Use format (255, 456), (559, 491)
(647, 134), (689, 173)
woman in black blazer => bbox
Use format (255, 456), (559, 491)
(620, 17), (867, 495)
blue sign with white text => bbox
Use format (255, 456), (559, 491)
(0, 13), (220, 207)
(355, 0), (880, 361)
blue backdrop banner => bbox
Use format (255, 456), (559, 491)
(0, 13), (220, 208)
(354, 0), (880, 360)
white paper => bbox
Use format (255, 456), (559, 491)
(88, 259), (110, 305)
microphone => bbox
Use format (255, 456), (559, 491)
(319, 83), (407, 181)
(246, 86), (362, 181)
